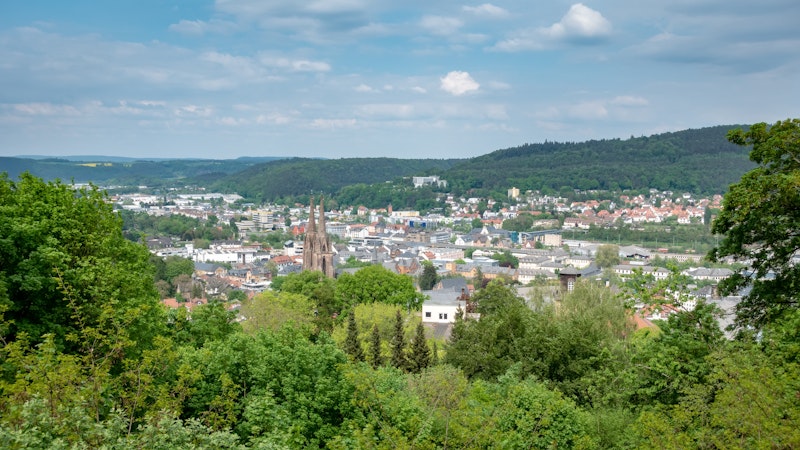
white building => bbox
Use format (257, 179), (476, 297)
(412, 176), (447, 188)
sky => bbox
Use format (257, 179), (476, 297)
(1, 0), (798, 160)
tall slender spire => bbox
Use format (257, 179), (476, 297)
(308, 196), (316, 233)
(318, 196), (326, 231)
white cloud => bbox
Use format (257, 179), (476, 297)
(493, 3), (611, 51)
(411, 86), (427, 94)
(306, 0), (368, 14)
(462, 4), (510, 19)
(256, 113), (293, 125)
(420, 15), (463, 36)
(544, 3), (612, 41)
(13, 102), (80, 116)
(310, 118), (358, 129)
(611, 95), (649, 106)
(354, 84), (377, 93)
(440, 71), (480, 96)
(357, 104), (415, 119)
(174, 105), (213, 117)
(259, 56), (331, 72)
(168, 19), (238, 35)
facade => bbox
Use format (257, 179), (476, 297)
(302, 196), (335, 278)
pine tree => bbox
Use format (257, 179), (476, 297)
(369, 324), (383, 369)
(390, 309), (407, 370)
(408, 321), (431, 373)
(431, 340), (439, 366)
(345, 312), (365, 362)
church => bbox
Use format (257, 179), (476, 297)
(302, 196), (335, 278)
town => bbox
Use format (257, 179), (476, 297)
(113, 176), (742, 335)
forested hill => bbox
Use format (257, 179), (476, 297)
(209, 157), (461, 202)
(0, 156), (284, 186)
(443, 125), (753, 196)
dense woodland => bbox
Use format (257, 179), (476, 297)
(5, 126), (754, 208)
(1, 121), (799, 448)
(443, 126), (753, 197)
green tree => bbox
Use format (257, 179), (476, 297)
(172, 301), (241, 348)
(419, 261), (439, 290)
(163, 256), (195, 282)
(0, 173), (165, 354)
(408, 321), (431, 373)
(368, 324), (383, 369)
(271, 270), (338, 332)
(239, 290), (315, 335)
(595, 244), (620, 268)
(710, 118), (800, 327)
(344, 312), (365, 362)
(335, 265), (425, 311)
(390, 309), (407, 370)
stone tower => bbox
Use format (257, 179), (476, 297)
(302, 196), (335, 278)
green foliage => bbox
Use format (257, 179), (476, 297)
(335, 265), (425, 311)
(344, 312), (365, 362)
(620, 301), (724, 408)
(594, 244), (620, 268)
(407, 321), (431, 373)
(418, 261), (439, 290)
(444, 125), (752, 197)
(490, 250), (519, 268)
(501, 212), (537, 232)
(390, 309), (408, 371)
(211, 157), (458, 203)
(711, 118), (800, 328)
(163, 256), (195, 282)
(170, 302), (242, 348)
(0, 173), (165, 355)
(121, 210), (236, 242)
(494, 373), (597, 449)
(239, 290), (315, 335)
(368, 324), (383, 369)
(182, 327), (354, 447)
(271, 270), (338, 332)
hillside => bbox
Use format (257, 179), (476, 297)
(0, 156), (284, 186)
(209, 157), (461, 202)
(443, 125), (753, 196)
(1, 125), (754, 198)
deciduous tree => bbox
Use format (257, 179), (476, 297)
(711, 118), (800, 327)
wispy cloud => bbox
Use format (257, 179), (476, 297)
(462, 4), (510, 19)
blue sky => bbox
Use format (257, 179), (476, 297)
(1, 0), (798, 159)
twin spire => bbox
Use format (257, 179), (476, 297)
(308, 195), (326, 233)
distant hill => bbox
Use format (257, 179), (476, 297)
(441, 125), (753, 196)
(1, 125), (755, 198)
(0, 156), (288, 186)
(209, 157), (461, 202)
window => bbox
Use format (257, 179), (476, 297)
(439, 313), (448, 320)
(425, 311), (431, 318)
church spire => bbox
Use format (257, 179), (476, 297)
(319, 196), (326, 231)
(308, 196), (316, 233)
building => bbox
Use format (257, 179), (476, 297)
(302, 196), (335, 278)
(412, 175), (447, 188)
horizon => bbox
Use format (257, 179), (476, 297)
(1, 1), (798, 160)
(8, 123), (740, 162)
